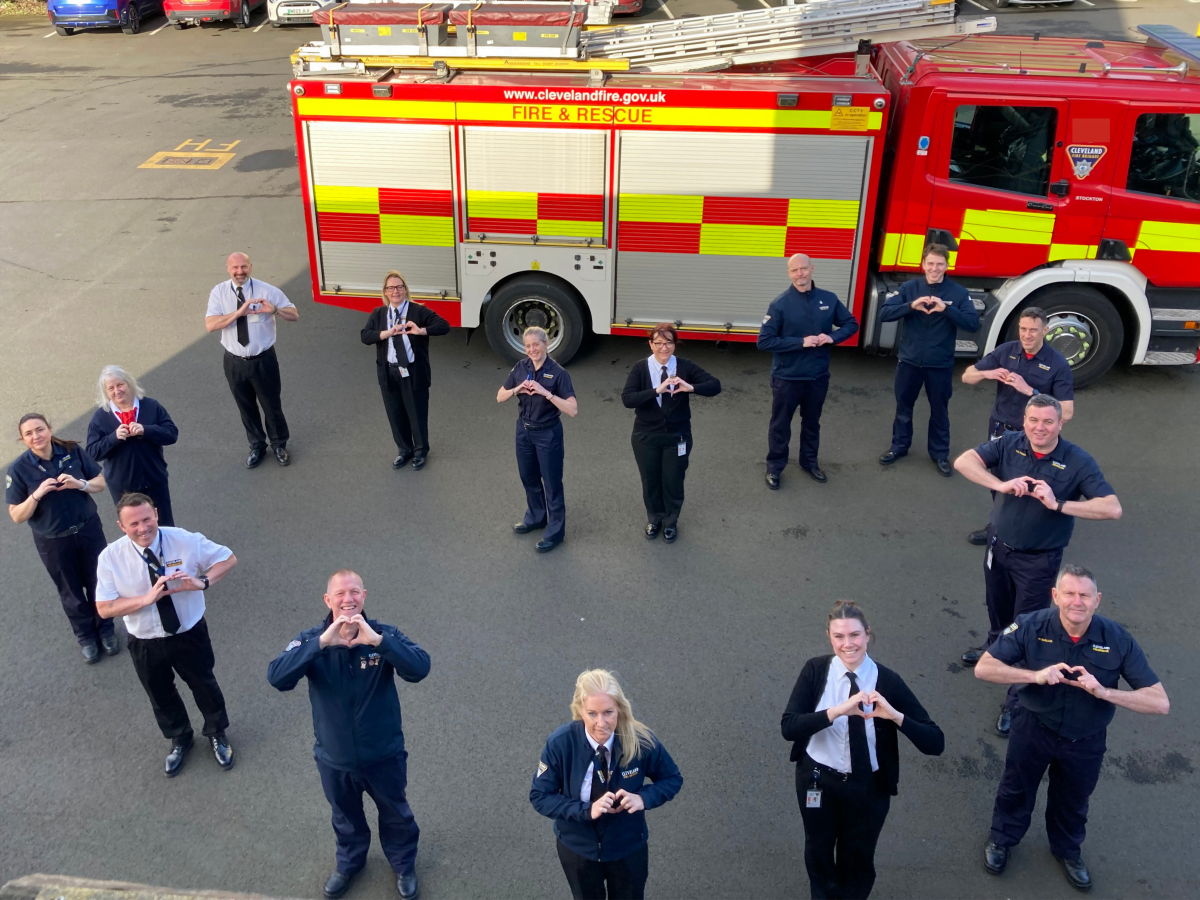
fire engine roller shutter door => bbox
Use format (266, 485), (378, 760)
(306, 121), (456, 295)
(615, 131), (870, 328)
(462, 127), (606, 239)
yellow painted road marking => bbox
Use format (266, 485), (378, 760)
(140, 139), (240, 170)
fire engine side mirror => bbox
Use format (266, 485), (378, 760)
(1049, 179), (1070, 197)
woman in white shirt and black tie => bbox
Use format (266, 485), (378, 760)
(781, 601), (944, 900)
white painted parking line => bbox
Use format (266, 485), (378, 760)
(44, 30), (57, 37)
(660, 0), (675, 17)
(1078, 0), (1094, 5)
(150, 22), (169, 33)
(254, 20), (266, 31)
(966, 0), (987, 9)
(756, 0), (771, 7)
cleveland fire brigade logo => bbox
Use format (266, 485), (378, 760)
(1066, 145), (1107, 180)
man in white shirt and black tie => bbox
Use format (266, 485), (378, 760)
(205, 252), (299, 468)
(95, 492), (238, 777)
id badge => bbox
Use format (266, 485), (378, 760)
(677, 441), (687, 457)
(806, 790), (822, 808)
(399, 366), (410, 378)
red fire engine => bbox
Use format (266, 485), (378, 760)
(289, 3), (1200, 385)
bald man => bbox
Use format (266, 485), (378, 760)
(205, 253), (300, 468)
(757, 254), (858, 488)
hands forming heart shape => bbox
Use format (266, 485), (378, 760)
(910, 296), (947, 315)
(833, 689), (902, 723)
(1037, 662), (1103, 695)
(320, 614), (382, 649)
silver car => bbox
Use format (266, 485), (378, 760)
(267, 0), (320, 25)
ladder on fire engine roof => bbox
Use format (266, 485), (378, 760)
(294, 0), (996, 76)
(579, 0), (995, 74)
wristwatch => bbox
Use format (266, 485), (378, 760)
(1056, 500), (1065, 513)
(78, 479), (89, 492)
(1031, 388), (1040, 396)
(199, 575), (210, 591)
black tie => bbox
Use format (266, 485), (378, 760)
(591, 745), (610, 804)
(144, 546), (181, 635)
(846, 672), (873, 783)
(659, 364), (669, 404)
(235, 286), (250, 347)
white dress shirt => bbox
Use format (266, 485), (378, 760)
(647, 354), (677, 407)
(386, 301), (416, 371)
(206, 277), (295, 357)
(95, 526), (232, 639)
(579, 730), (617, 804)
(806, 654), (880, 773)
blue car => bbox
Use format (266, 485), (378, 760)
(48, 0), (164, 34)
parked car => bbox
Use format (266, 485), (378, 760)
(164, 0), (265, 28)
(48, 0), (163, 34)
(267, 0), (320, 26)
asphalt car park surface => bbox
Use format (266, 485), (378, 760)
(1, 3), (1198, 898)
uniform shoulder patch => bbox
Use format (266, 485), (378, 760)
(537, 761), (548, 777)
(1002, 622), (1019, 635)
(5, 475), (10, 489)
(762, 314), (771, 324)
(285, 640), (302, 651)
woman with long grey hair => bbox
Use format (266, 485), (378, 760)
(85, 365), (179, 525)
(530, 669), (683, 899)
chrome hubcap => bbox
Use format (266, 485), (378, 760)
(1044, 312), (1096, 367)
(502, 297), (564, 355)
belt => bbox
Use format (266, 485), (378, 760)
(812, 761), (853, 782)
(226, 346), (274, 361)
(1035, 715), (1099, 744)
(43, 521), (90, 539)
(521, 420), (559, 432)
(999, 541), (1058, 554)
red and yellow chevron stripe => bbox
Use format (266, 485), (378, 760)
(466, 191), (604, 238)
(617, 195), (859, 258)
(314, 185), (455, 246)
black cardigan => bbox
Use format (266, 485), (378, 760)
(360, 302), (451, 390)
(780, 655), (944, 796)
(621, 357), (721, 435)
(85, 397), (178, 501)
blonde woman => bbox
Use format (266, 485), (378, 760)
(530, 669), (682, 900)
(360, 270), (450, 470)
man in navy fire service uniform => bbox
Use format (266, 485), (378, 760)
(975, 564), (1169, 893)
(268, 569), (430, 900)
(962, 306), (1074, 544)
(757, 253), (859, 489)
(954, 394), (1121, 737)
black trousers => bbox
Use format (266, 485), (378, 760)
(317, 752), (420, 876)
(32, 514), (113, 646)
(223, 347), (289, 451)
(127, 617), (229, 740)
(767, 375), (829, 474)
(631, 431), (691, 527)
(107, 477), (174, 527)
(990, 707), (1106, 859)
(889, 362), (954, 460)
(557, 840), (649, 900)
(380, 365), (430, 456)
(984, 528), (1062, 708)
(516, 421), (566, 542)
(796, 760), (891, 900)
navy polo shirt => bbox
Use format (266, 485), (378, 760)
(976, 340), (1074, 429)
(6, 443), (101, 536)
(503, 356), (576, 425)
(988, 607), (1159, 740)
(974, 432), (1114, 551)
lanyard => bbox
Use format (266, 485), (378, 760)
(389, 300), (409, 329)
(231, 278), (254, 303)
(144, 530), (166, 576)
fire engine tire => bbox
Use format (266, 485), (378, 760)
(236, 0), (251, 26)
(485, 277), (586, 366)
(55, 25), (74, 34)
(1007, 286), (1124, 388)
(122, 3), (140, 33)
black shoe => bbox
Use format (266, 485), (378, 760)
(397, 872), (419, 900)
(984, 841), (1009, 875)
(879, 450), (903, 465)
(81, 641), (101, 665)
(765, 472), (780, 490)
(101, 633), (120, 656)
(1053, 854), (1092, 892)
(246, 448), (265, 469)
(393, 453), (413, 469)
(323, 870), (359, 899)
(961, 647), (984, 666)
(513, 521), (546, 535)
(274, 446), (290, 466)
(936, 458), (953, 477)
(804, 467), (828, 484)
(968, 528), (989, 546)
(411, 456), (426, 471)
(645, 523), (660, 540)
(536, 538), (562, 553)
(165, 735), (193, 777)
(996, 707), (1012, 737)
(663, 526), (678, 543)
(211, 732), (234, 770)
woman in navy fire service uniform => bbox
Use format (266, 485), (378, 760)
(7, 413), (116, 663)
(530, 668), (683, 900)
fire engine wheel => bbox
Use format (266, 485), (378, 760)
(1007, 287), (1124, 388)
(122, 2), (140, 34)
(485, 278), (586, 365)
(236, 0), (251, 27)
(55, 25), (74, 34)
